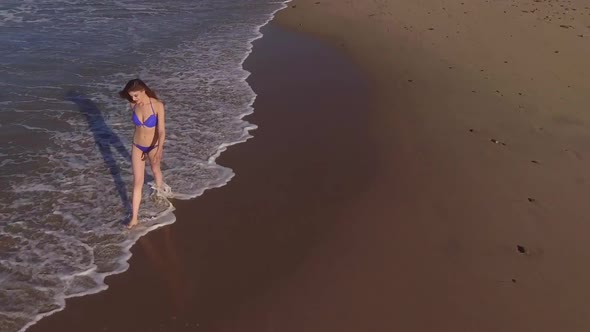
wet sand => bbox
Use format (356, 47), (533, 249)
(29, 1), (590, 331)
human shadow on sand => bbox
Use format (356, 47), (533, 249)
(66, 91), (134, 218)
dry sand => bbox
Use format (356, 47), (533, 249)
(28, 1), (590, 331)
(273, 0), (590, 330)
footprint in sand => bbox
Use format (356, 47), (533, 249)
(490, 138), (507, 146)
(496, 278), (518, 285)
(467, 130), (509, 147)
(516, 244), (544, 257)
(562, 148), (583, 161)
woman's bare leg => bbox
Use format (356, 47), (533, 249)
(148, 148), (163, 190)
(129, 146), (145, 228)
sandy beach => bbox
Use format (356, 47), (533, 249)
(29, 0), (590, 331)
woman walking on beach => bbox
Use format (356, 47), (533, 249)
(119, 79), (166, 228)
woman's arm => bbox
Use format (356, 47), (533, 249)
(155, 101), (166, 161)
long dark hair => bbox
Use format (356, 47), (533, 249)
(118, 79), (159, 103)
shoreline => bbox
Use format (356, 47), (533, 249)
(4, 4), (292, 332)
(11, 4), (289, 331)
(25, 0), (590, 331)
(26, 21), (373, 332)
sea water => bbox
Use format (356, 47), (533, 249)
(0, 0), (288, 330)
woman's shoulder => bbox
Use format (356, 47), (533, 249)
(151, 98), (165, 111)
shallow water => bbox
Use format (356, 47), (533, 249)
(0, 0), (288, 331)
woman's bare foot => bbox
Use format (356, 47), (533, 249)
(127, 218), (139, 229)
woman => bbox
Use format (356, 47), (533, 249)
(119, 79), (166, 228)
